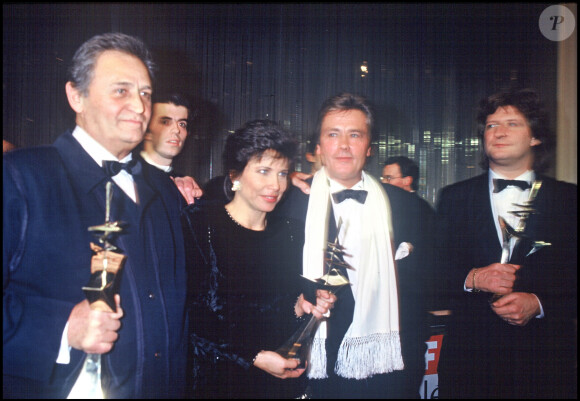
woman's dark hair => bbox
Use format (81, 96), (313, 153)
(477, 88), (553, 172)
(223, 119), (298, 200)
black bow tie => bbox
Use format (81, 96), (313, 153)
(332, 189), (368, 204)
(102, 159), (141, 177)
(493, 178), (530, 193)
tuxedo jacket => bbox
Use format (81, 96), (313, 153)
(3, 130), (188, 398)
(273, 179), (435, 394)
(435, 172), (577, 398)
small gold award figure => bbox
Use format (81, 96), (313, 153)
(68, 181), (126, 399)
(276, 223), (350, 369)
(83, 181), (127, 312)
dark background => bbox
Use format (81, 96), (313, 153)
(3, 3), (559, 203)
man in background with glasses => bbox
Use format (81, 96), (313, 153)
(381, 156), (419, 193)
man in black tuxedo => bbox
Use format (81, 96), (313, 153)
(436, 88), (577, 398)
(275, 93), (433, 398)
(3, 33), (188, 398)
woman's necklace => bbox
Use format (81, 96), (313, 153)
(224, 206), (267, 230)
(224, 206), (243, 227)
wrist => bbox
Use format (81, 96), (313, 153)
(472, 268), (480, 293)
(252, 350), (263, 366)
(294, 295), (305, 318)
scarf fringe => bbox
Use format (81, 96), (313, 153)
(306, 337), (328, 379)
(335, 332), (404, 379)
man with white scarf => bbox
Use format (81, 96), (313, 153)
(275, 93), (434, 398)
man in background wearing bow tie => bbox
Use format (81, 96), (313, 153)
(274, 92), (434, 398)
(3, 33), (188, 398)
(435, 88), (577, 398)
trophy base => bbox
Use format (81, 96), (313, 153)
(276, 314), (322, 369)
(82, 271), (120, 312)
(83, 243), (126, 312)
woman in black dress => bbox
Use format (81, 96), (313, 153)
(182, 120), (335, 398)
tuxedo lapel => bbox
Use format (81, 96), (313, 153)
(475, 174), (503, 259)
(53, 131), (111, 230)
(53, 130), (110, 197)
(133, 171), (156, 211)
(510, 177), (548, 264)
(520, 176), (548, 241)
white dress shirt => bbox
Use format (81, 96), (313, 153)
(73, 126), (137, 202)
(489, 169), (535, 256)
(328, 173), (368, 298)
(486, 169), (544, 317)
(57, 126), (138, 364)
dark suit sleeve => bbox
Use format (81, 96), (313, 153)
(384, 186), (436, 309)
(3, 155), (78, 382)
(3, 158), (26, 281)
(384, 185), (432, 392)
(434, 185), (473, 307)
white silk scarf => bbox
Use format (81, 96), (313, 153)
(303, 167), (404, 379)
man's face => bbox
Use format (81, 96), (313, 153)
(317, 109), (371, 188)
(145, 102), (189, 164)
(483, 105), (541, 172)
(381, 163), (406, 188)
(67, 50), (152, 159)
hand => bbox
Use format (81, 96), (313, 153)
(472, 263), (520, 294)
(290, 171), (312, 195)
(67, 294), (124, 354)
(171, 175), (203, 204)
(295, 290), (336, 319)
(490, 292), (541, 326)
(253, 350), (305, 379)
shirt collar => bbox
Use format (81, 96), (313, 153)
(489, 168), (535, 191)
(140, 150), (173, 173)
(72, 126), (132, 166)
(328, 172), (365, 193)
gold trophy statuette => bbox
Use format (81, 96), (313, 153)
(82, 242), (126, 312)
(490, 181), (547, 303)
(276, 222), (350, 369)
(68, 181), (126, 399)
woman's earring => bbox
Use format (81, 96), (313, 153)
(231, 180), (241, 192)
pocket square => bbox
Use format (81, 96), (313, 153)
(395, 242), (414, 260)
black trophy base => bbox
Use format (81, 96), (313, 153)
(82, 271), (120, 312)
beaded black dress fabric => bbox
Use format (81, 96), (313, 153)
(182, 201), (306, 398)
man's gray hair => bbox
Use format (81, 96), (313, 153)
(68, 32), (156, 96)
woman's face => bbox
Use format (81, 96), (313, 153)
(233, 149), (290, 213)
